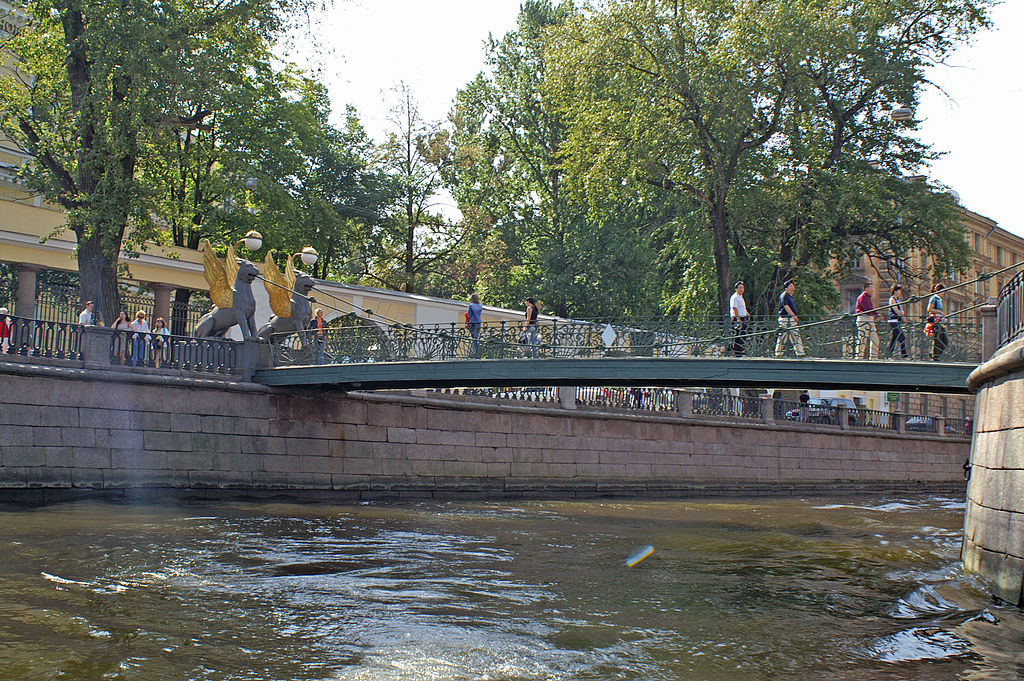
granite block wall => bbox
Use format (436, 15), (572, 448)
(963, 337), (1024, 605)
(0, 363), (969, 503)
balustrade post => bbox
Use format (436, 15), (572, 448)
(839, 405), (850, 430)
(980, 303), (999, 361)
(935, 414), (946, 437)
(760, 395), (775, 426)
(896, 412), (906, 435)
(81, 325), (115, 369)
(558, 386), (576, 410)
(236, 338), (272, 381)
(677, 389), (693, 418)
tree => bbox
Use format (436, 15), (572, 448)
(546, 0), (991, 317)
(367, 83), (462, 294)
(0, 0), (312, 324)
(449, 0), (660, 318)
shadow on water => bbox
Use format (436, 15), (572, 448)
(0, 495), (1021, 680)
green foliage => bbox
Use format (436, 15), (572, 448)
(0, 0), (322, 321)
(544, 0), (990, 317)
(448, 0), (661, 318)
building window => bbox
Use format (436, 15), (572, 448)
(974, 234), (982, 253)
(997, 246), (1004, 267)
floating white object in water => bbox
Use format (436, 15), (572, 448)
(625, 545), (654, 567)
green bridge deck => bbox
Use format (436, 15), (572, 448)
(254, 357), (974, 394)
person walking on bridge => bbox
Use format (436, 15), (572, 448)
(524, 297), (540, 358)
(774, 280), (805, 358)
(927, 283), (949, 361)
(855, 282), (880, 360)
(467, 293), (483, 358)
(885, 284), (909, 359)
(730, 281), (748, 357)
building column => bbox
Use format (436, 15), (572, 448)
(13, 263), (42, 319)
(980, 304), (998, 361)
(150, 283), (174, 324)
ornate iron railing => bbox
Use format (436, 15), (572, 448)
(945, 417), (973, 437)
(575, 386), (679, 412)
(433, 387), (560, 405)
(30, 284), (210, 333)
(852, 407), (899, 432)
(109, 329), (237, 375)
(412, 387), (968, 437)
(268, 314), (982, 366)
(997, 268), (1024, 347)
(692, 392), (762, 420)
(0, 315), (82, 360)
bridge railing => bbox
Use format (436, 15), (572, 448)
(109, 329), (238, 375)
(997, 268), (1024, 347)
(418, 387), (969, 438)
(267, 315), (982, 366)
(0, 314), (83, 360)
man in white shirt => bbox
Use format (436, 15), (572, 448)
(729, 281), (748, 356)
(129, 310), (150, 367)
(78, 300), (95, 325)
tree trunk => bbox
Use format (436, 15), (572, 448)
(171, 288), (192, 336)
(77, 234), (120, 326)
(709, 204), (732, 319)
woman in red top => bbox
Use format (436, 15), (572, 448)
(0, 306), (10, 354)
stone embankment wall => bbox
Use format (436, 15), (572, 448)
(964, 336), (1024, 605)
(0, 361), (970, 502)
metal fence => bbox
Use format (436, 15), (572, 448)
(692, 392), (762, 420)
(109, 329), (238, 375)
(412, 387), (969, 438)
(0, 315), (82, 360)
(268, 314), (983, 367)
(31, 284), (210, 333)
(575, 386), (679, 412)
(997, 268), (1024, 347)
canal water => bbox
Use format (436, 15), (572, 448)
(0, 495), (1021, 680)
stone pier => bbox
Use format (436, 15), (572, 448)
(963, 334), (1024, 605)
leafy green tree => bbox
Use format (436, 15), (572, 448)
(365, 83), (462, 295)
(449, 0), (660, 318)
(0, 0), (313, 324)
(546, 0), (991, 317)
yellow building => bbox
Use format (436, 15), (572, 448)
(828, 205), (1023, 416)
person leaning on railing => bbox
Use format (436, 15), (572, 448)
(151, 317), (170, 369)
(111, 311), (130, 364)
(307, 308), (327, 364)
(0, 307), (9, 354)
(129, 311), (150, 368)
(78, 300), (96, 326)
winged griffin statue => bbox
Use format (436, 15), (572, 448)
(257, 252), (316, 341)
(194, 239), (260, 339)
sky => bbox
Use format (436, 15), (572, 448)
(297, 0), (1023, 236)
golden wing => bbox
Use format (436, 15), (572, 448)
(225, 245), (240, 292)
(284, 254), (296, 293)
(264, 252), (292, 319)
(200, 239), (233, 309)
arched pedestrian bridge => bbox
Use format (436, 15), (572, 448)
(255, 315), (981, 394)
